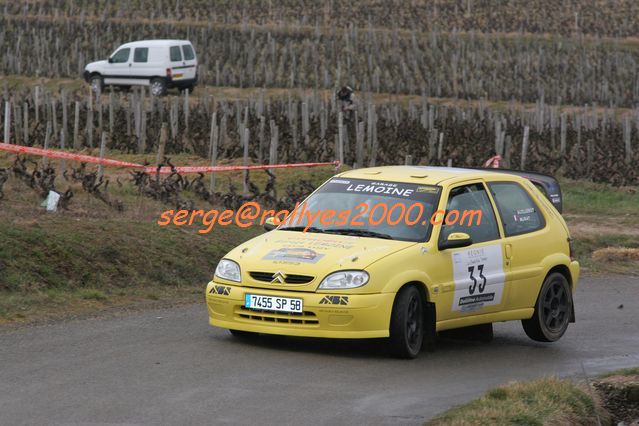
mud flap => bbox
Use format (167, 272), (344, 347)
(423, 301), (437, 351)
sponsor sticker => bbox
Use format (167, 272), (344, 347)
(263, 247), (325, 263)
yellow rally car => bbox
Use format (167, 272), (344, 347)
(206, 166), (579, 358)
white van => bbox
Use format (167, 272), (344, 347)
(83, 40), (198, 96)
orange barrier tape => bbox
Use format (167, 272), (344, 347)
(144, 161), (341, 174)
(0, 142), (341, 174)
(0, 142), (144, 169)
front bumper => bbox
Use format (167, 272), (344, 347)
(206, 281), (394, 339)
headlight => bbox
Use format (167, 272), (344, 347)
(215, 259), (241, 282)
(318, 270), (369, 290)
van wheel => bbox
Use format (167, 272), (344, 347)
(180, 85), (195, 94)
(229, 329), (256, 339)
(522, 272), (572, 342)
(389, 286), (424, 359)
(119, 85), (131, 93)
(90, 75), (103, 94)
(150, 78), (167, 96)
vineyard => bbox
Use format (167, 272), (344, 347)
(3, 13), (639, 106)
(1, 0), (638, 201)
(3, 0), (639, 37)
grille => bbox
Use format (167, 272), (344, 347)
(249, 271), (314, 284)
(236, 307), (319, 326)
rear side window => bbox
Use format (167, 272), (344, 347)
(182, 44), (195, 60)
(111, 48), (130, 63)
(489, 182), (545, 236)
(170, 46), (182, 62)
(133, 47), (148, 63)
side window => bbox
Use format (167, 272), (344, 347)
(170, 46), (182, 62)
(488, 182), (545, 236)
(182, 44), (195, 60)
(133, 47), (148, 63)
(440, 183), (500, 244)
(111, 48), (130, 63)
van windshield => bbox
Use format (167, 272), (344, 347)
(279, 178), (441, 242)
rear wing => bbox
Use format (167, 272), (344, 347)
(484, 169), (563, 213)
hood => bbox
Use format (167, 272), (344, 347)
(225, 230), (416, 292)
(85, 60), (107, 71)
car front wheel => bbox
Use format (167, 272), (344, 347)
(90, 75), (103, 94)
(522, 272), (572, 342)
(389, 285), (424, 359)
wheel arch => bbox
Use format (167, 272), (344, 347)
(546, 264), (573, 288)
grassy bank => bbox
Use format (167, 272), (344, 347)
(0, 217), (259, 324)
(427, 377), (608, 425)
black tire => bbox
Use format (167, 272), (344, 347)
(89, 74), (103, 94)
(522, 272), (572, 342)
(389, 286), (424, 359)
(180, 85), (195, 94)
(150, 78), (167, 96)
(229, 329), (257, 339)
(119, 85), (131, 92)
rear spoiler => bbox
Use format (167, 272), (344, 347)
(483, 168), (563, 213)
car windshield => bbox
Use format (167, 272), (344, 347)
(279, 178), (441, 242)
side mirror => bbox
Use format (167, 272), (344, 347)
(438, 232), (472, 251)
(264, 217), (276, 231)
(108, 57), (114, 63)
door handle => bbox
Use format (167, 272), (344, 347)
(129, 63), (132, 67)
(505, 244), (512, 259)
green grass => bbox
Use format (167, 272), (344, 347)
(598, 367), (639, 378)
(427, 377), (607, 426)
(0, 216), (259, 323)
(561, 179), (639, 216)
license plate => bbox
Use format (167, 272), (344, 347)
(244, 294), (303, 313)
(173, 73), (183, 78)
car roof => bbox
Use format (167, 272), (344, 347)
(337, 166), (523, 186)
(118, 40), (192, 48)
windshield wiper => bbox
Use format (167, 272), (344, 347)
(278, 226), (325, 233)
(324, 228), (394, 240)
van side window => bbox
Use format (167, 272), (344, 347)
(488, 182), (545, 236)
(133, 48), (148, 63)
(182, 45), (195, 60)
(111, 48), (130, 63)
(170, 46), (182, 62)
(439, 183), (500, 245)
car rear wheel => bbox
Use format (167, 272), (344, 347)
(229, 329), (257, 339)
(179, 85), (195, 94)
(90, 75), (103, 94)
(522, 272), (572, 342)
(389, 286), (424, 359)
(150, 78), (167, 96)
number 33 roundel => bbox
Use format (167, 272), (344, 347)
(451, 244), (505, 312)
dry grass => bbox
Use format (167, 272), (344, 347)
(592, 247), (639, 262)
